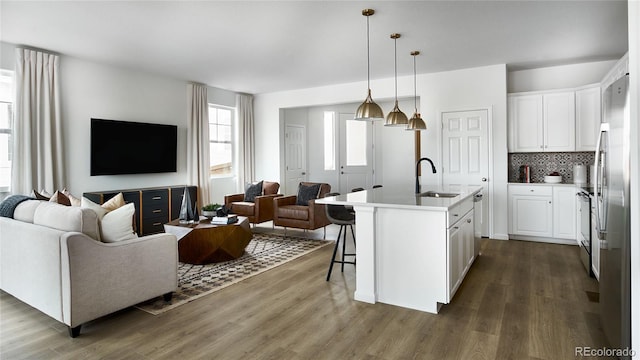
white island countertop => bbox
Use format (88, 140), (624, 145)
(316, 185), (483, 211)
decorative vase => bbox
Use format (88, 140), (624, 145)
(179, 187), (197, 224)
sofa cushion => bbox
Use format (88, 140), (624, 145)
(230, 201), (255, 216)
(244, 181), (263, 202)
(296, 183), (321, 206)
(101, 203), (138, 243)
(33, 201), (100, 240)
(277, 205), (309, 221)
(13, 200), (42, 223)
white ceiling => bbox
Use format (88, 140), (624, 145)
(0, 1), (629, 95)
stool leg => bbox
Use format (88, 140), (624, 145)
(350, 224), (356, 248)
(326, 225), (343, 281)
(341, 224), (347, 273)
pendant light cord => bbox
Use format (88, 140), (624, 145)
(366, 15), (371, 90)
(413, 54), (417, 113)
(394, 37), (398, 100)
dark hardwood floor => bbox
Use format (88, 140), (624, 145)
(0, 225), (608, 359)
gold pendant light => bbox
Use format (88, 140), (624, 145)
(355, 9), (384, 121)
(384, 33), (408, 126)
(406, 51), (426, 131)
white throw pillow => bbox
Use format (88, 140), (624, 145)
(100, 203), (138, 243)
(81, 197), (109, 220)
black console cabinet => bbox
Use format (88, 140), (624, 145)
(84, 185), (198, 236)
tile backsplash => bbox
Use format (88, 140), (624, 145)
(508, 152), (595, 183)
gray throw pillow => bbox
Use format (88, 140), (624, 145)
(244, 181), (263, 202)
(296, 183), (321, 206)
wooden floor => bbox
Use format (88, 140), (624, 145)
(1, 225), (608, 359)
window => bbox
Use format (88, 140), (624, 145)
(323, 111), (335, 171)
(208, 104), (234, 177)
(0, 70), (13, 193)
(345, 119), (367, 166)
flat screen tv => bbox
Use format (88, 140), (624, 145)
(90, 118), (177, 176)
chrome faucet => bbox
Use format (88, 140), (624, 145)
(416, 157), (437, 194)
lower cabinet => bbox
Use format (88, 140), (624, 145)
(508, 184), (577, 244)
(448, 209), (474, 300)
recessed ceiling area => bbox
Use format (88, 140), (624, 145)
(0, 1), (628, 94)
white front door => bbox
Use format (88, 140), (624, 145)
(441, 109), (490, 237)
(284, 124), (307, 195)
(338, 113), (373, 194)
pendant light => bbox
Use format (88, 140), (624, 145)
(384, 33), (408, 126)
(354, 9), (384, 121)
(406, 51), (427, 131)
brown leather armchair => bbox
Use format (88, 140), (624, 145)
(273, 182), (332, 234)
(224, 181), (281, 225)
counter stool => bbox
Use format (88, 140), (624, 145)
(324, 193), (356, 281)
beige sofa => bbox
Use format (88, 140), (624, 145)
(0, 200), (178, 337)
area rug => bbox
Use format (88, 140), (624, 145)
(136, 232), (331, 315)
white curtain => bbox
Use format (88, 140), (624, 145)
(236, 93), (255, 187)
(11, 48), (64, 195)
(187, 83), (211, 207)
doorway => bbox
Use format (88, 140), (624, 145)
(338, 113), (374, 193)
(284, 124), (307, 195)
(441, 109), (490, 237)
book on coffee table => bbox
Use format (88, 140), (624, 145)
(210, 215), (238, 225)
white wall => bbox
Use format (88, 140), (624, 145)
(1, 41), (238, 202)
(255, 64), (509, 239)
(508, 60), (618, 93)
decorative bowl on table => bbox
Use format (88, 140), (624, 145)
(202, 210), (217, 219)
(201, 203), (222, 219)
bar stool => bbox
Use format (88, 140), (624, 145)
(351, 187), (365, 192)
(324, 192), (356, 281)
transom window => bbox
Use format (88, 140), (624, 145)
(208, 105), (234, 177)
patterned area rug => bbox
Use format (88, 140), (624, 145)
(136, 232), (331, 315)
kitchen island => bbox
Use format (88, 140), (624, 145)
(317, 185), (483, 314)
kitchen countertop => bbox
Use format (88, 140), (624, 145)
(316, 185), (483, 211)
(508, 182), (586, 187)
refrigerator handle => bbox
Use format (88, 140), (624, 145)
(594, 122), (609, 236)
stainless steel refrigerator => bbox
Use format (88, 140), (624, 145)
(594, 73), (631, 355)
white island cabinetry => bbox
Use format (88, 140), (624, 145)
(317, 185), (482, 314)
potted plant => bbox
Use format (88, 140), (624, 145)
(202, 203), (222, 219)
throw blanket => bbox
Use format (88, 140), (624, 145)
(0, 195), (35, 218)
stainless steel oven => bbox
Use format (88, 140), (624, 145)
(576, 189), (593, 276)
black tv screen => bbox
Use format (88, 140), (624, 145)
(90, 118), (177, 176)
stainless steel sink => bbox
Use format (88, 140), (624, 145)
(418, 191), (459, 198)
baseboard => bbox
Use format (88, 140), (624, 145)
(508, 234), (578, 246)
(491, 233), (509, 240)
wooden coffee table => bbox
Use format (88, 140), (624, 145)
(164, 216), (252, 265)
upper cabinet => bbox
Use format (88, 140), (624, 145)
(508, 85), (600, 153)
(575, 85), (601, 151)
(509, 91), (575, 152)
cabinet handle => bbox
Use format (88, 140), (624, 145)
(530, 189), (534, 192)
(153, 222), (162, 226)
(152, 196), (162, 200)
(453, 214), (459, 217)
(549, 201), (552, 204)
(467, 219), (472, 223)
(454, 226), (459, 230)
(540, 145), (544, 149)
(153, 209), (162, 213)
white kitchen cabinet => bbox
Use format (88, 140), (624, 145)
(508, 94), (543, 152)
(509, 185), (553, 237)
(575, 85), (601, 151)
(448, 201), (474, 300)
(508, 90), (576, 152)
(553, 186), (577, 239)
